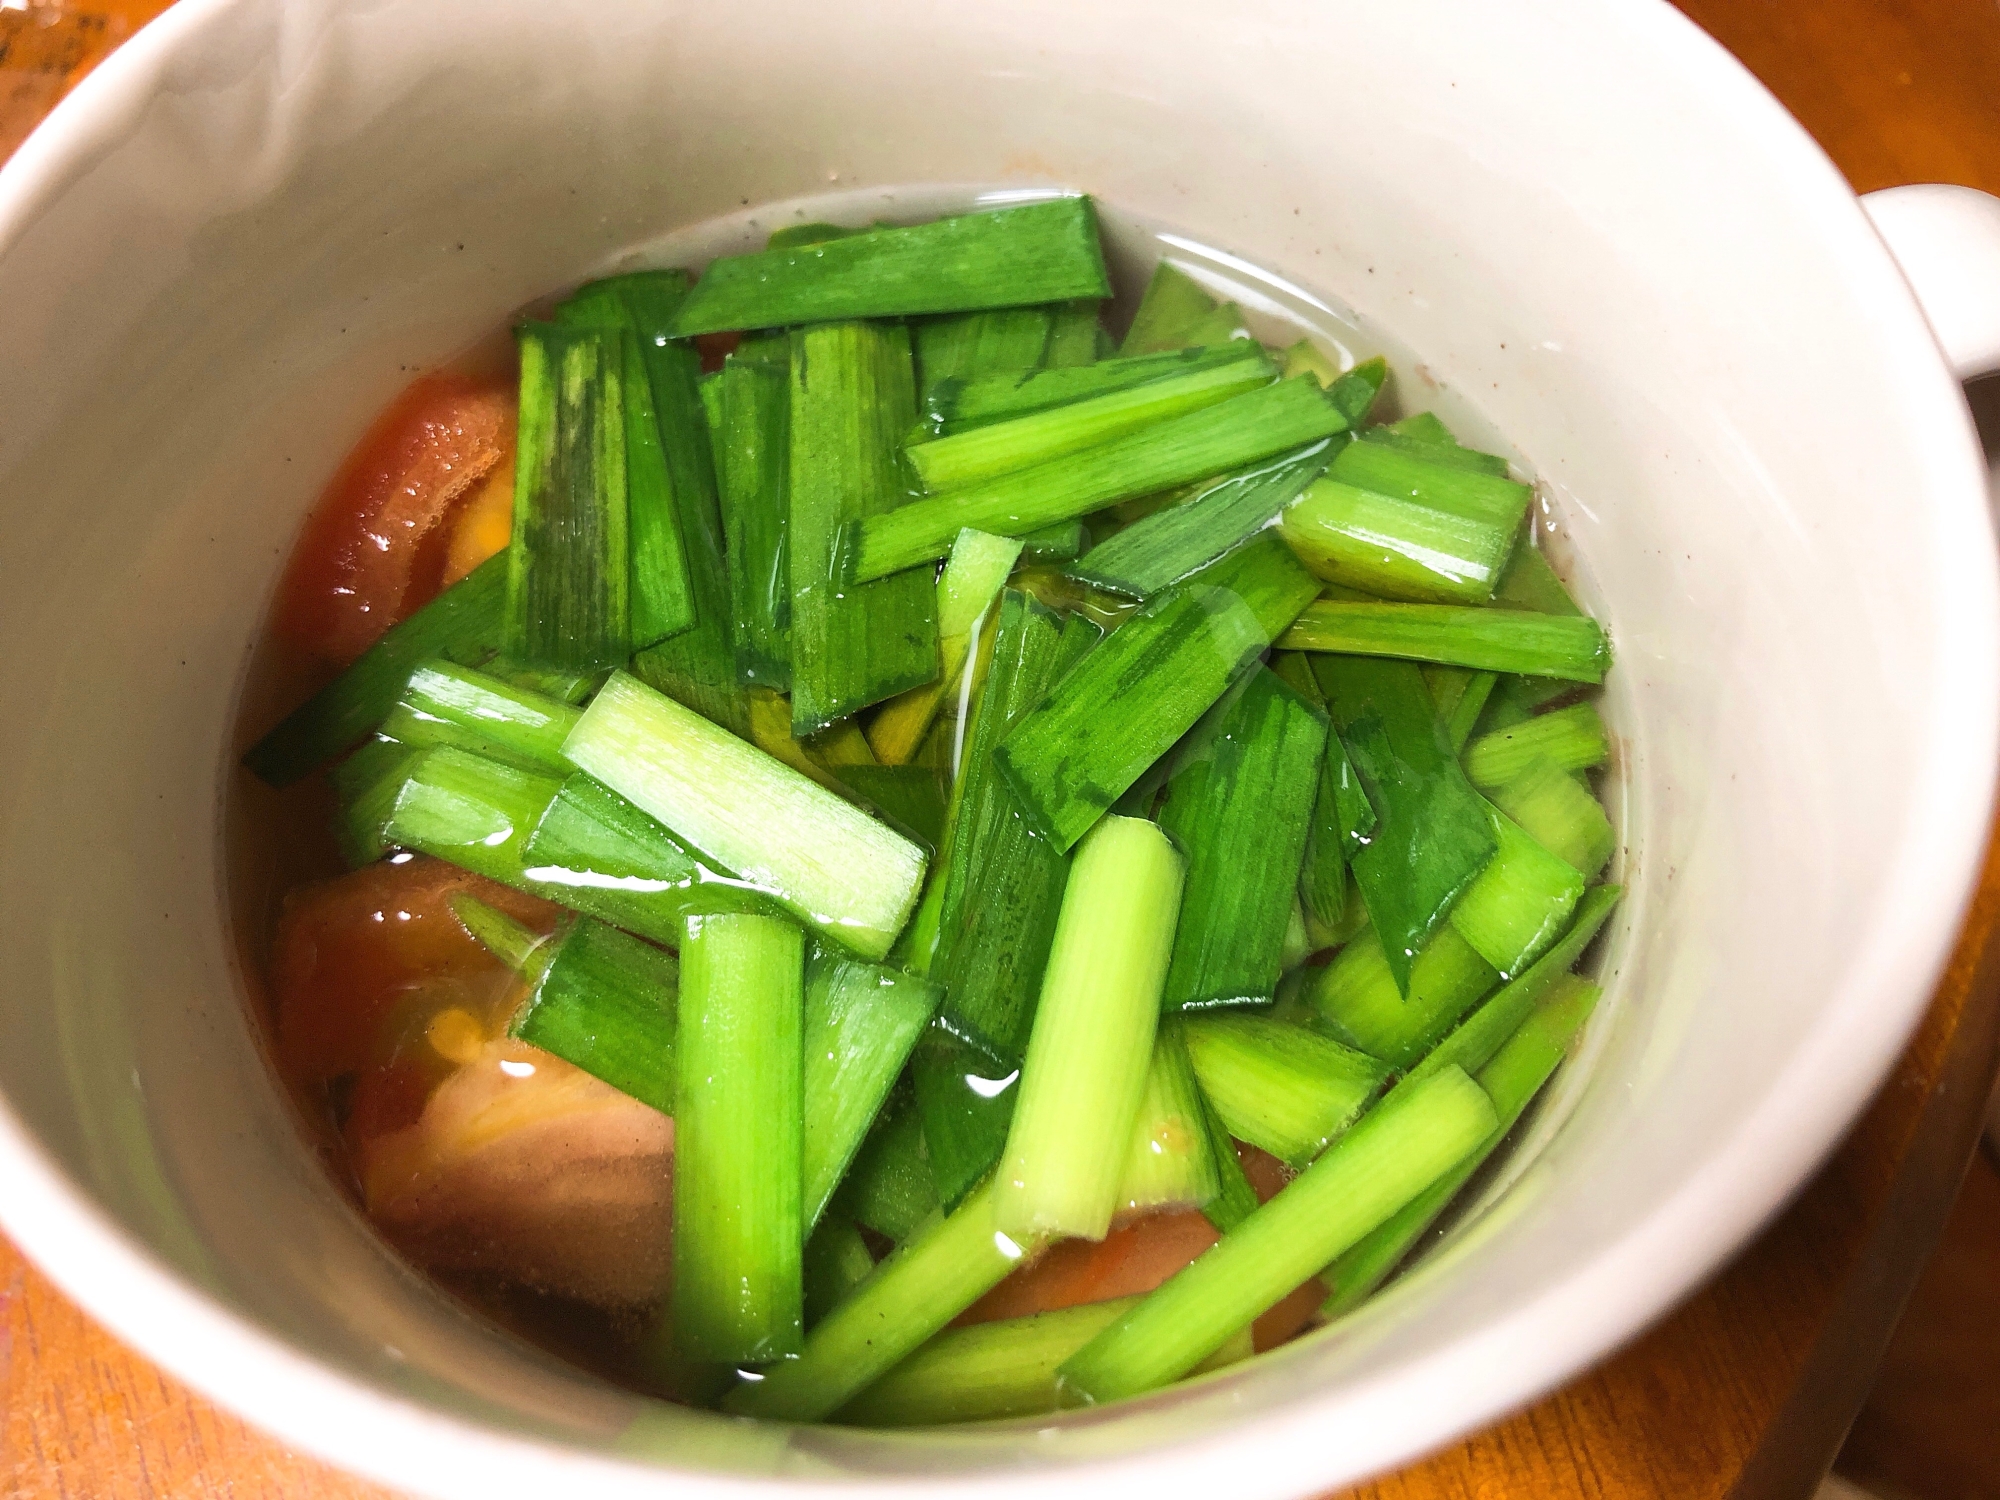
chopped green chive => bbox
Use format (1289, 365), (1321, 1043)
(995, 816), (1185, 1242)
(1320, 974), (1600, 1316)
(1200, 1098), (1262, 1233)
(671, 198), (1111, 334)
(561, 671), (928, 959)
(933, 595), (1099, 1060)
(674, 912), (806, 1364)
(801, 951), (942, 1229)
(508, 914), (681, 1114)
(996, 534), (1322, 851)
(377, 659), (582, 773)
(1043, 301), (1108, 367)
(912, 1026), (1022, 1213)
(1446, 804), (1586, 978)
(1068, 441), (1334, 600)
(1329, 440), (1531, 532)
(1402, 884), (1622, 1093)
(242, 554), (507, 787)
(1280, 339), (1341, 388)
(592, 272), (747, 735)
(447, 891), (547, 972)
(554, 281), (697, 649)
(1116, 1019), (1223, 1216)
(865, 527), (1023, 766)
(1056, 1065), (1496, 1402)
(1357, 426), (1511, 477)
(1182, 1014), (1390, 1168)
(1322, 358), (1390, 426)
(710, 355), (792, 688)
(1309, 922), (1499, 1069)
(1158, 666), (1329, 1010)
(788, 320), (942, 735)
(915, 306), (1054, 397)
(506, 323), (631, 672)
(1316, 655), (1497, 993)
(723, 1179), (1037, 1422)
(835, 1083), (939, 1241)
(332, 737), (421, 867)
(846, 377), (1348, 582)
(804, 1216), (877, 1327)
(1279, 477), (1518, 604)
(906, 343), (1276, 493)
(838, 1296), (1139, 1426)
(1120, 262), (1243, 355)
(1019, 519), (1090, 563)
(1463, 701), (1611, 789)
(380, 748), (751, 946)
(916, 344), (1249, 439)
(1491, 755), (1616, 878)
(1277, 601), (1611, 682)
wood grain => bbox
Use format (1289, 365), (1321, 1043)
(1838, 1148), (2000, 1500)
(3, 2), (2000, 1497)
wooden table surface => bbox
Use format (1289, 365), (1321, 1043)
(6, 2), (2000, 1497)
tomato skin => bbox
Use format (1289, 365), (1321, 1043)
(276, 372), (513, 666)
(957, 1141), (1317, 1336)
(960, 1209), (1220, 1325)
(269, 856), (555, 1087)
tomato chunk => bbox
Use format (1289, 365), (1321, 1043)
(958, 1140), (1320, 1344)
(269, 856), (556, 1087)
(276, 372), (513, 666)
(961, 1209), (1220, 1325)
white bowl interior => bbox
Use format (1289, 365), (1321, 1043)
(0, 0), (1992, 1495)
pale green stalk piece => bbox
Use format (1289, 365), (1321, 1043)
(995, 816), (1186, 1241)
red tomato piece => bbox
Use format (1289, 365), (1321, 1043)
(693, 331), (741, 373)
(269, 856), (556, 1087)
(960, 1209), (1221, 1325)
(275, 372), (514, 666)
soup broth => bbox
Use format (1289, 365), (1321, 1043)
(229, 189), (1619, 1422)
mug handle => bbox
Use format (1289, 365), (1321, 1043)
(1867, 184), (2000, 1148)
(1864, 184), (2000, 381)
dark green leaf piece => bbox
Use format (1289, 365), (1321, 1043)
(1314, 655), (1498, 994)
(835, 764), (949, 851)
(801, 950), (942, 1229)
(847, 376), (1347, 581)
(612, 271), (749, 736)
(788, 321), (941, 735)
(1158, 667), (1328, 1011)
(511, 915), (680, 1113)
(1068, 440), (1334, 599)
(1043, 302), (1106, 367)
(915, 307), (1054, 398)
(932, 593), (1096, 1061)
(1322, 357), (1389, 427)
(554, 282), (696, 649)
(671, 198), (1112, 334)
(1120, 262), (1242, 355)
(1328, 440), (1530, 531)
(505, 323), (630, 672)
(911, 1021), (1019, 1213)
(995, 534), (1321, 851)
(834, 1080), (939, 1242)
(241, 554), (507, 788)
(711, 356), (792, 688)
(916, 344), (1251, 440)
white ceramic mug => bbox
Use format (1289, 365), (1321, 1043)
(2, 1), (1998, 1495)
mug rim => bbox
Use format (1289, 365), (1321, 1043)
(0, 0), (1994, 1494)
